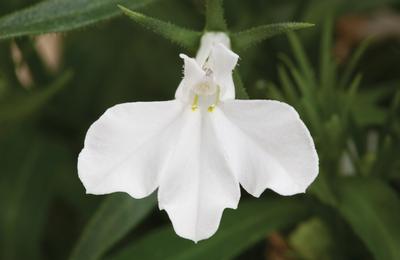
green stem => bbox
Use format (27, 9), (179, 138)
(205, 0), (227, 31)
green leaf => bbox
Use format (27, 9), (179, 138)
(290, 218), (334, 260)
(233, 70), (249, 99)
(339, 39), (372, 88)
(343, 73), (362, 120)
(278, 54), (319, 133)
(265, 81), (285, 101)
(0, 131), (71, 260)
(0, 74), (7, 97)
(301, 98), (323, 135)
(309, 174), (338, 207)
(287, 31), (315, 85)
(334, 177), (400, 260)
(351, 100), (387, 127)
(278, 65), (298, 105)
(108, 198), (310, 260)
(232, 23), (314, 51)
(69, 193), (156, 260)
(205, 0), (227, 31)
(319, 15), (335, 89)
(0, 0), (158, 40)
(0, 71), (72, 124)
(349, 83), (394, 126)
(287, 63), (312, 100)
(118, 6), (202, 51)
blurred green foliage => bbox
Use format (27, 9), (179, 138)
(0, 0), (399, 259)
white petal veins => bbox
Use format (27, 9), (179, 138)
(78, 101), (185, 198)
(211, 100), (319, 197)
(157, 110), (240, 242)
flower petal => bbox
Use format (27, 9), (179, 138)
(158, 110), (240, 242)
(208, 44), (239, 78)
(195, 32), (231, 66)
(208, 44), (238, 101)
(78, 100), (185, 198)
(212, 100), (318, 196)
(175, 54), (205, 102)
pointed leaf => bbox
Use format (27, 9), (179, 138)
(69, 194), (156, 260)
(108, 199), (311, 260)
(319, 15), (335, 89)
(279, 53), (312, 101)
(232, 22), (314, 51)
(339, 39), (372, 88)
(277, 65), (298, 105)
(343, 73), (362, 120)
(118, 6), (202, 50)
(287, 31), (315, 85)
(0, 0), (159, 40)
(350, 85), (391, 127)
(233, 70), (249, 99)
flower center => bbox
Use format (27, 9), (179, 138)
(192, 68), (217, 96)
(191, 69), (220, 112)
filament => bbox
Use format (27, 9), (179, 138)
(191, 95), (199, 111)
(208, 86), (220, 112)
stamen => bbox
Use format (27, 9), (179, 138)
(192, 95), (199, 111)
(208, 104), (216, 112)
(208, 86), (220, 113)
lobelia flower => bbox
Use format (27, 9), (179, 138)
(78, 32), (319, 242)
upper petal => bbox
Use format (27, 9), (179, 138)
(176, 33), (239, 102)
(208, 44), (239, 78)
(78, 100), (185, 198)
(175, 54), (205, 102)
(212, 100), (319, 196)
(208, 44), (238, 101)
(158, 110), (240, 242)
(195, 32), (232, 66)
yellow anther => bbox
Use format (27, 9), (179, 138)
(208, 105), (216, 112)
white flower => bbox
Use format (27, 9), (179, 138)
(78, 33), (319, 243)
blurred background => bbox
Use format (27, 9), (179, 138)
(0, 0), (400, 259)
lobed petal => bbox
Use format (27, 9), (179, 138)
(158, 110), (240, 242)
(175, 54), (205, 102)
(208, 44), (238, 101)
(208, 44), (239, 79)
(78, 101), (241, 243)
(78, 100), (185, 198)
(212, 100), (319, 197)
